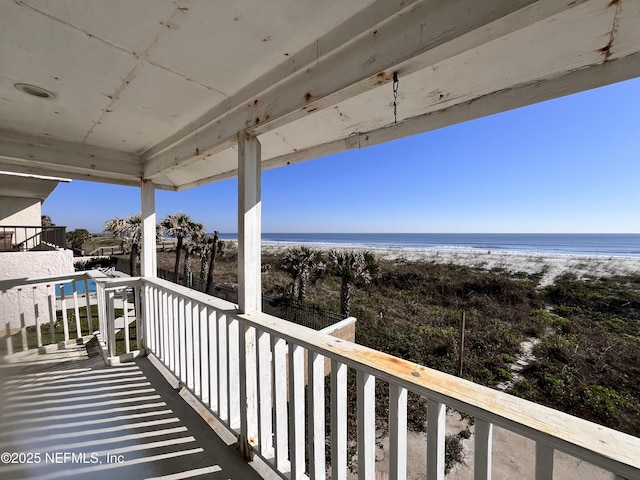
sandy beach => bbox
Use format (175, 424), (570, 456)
(263, 244), (640, 287)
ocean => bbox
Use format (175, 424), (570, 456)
(217, 233), (640, 257)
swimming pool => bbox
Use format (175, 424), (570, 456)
(55, 280), (97, 296)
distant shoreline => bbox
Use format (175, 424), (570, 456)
(260, 243), (640, 288)
(216, 232), (640, 257)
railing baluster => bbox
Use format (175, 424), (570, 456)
(218, 312), (228, 423)
(208, 308), (218, 411)
(72, 280), (81, 338)
(149, 284), (158, 356)
(18, 288), (27, 351)
(535, 442), (554, 480)
(289, 343), (305, 478)
(308, 351), (326, 480)
(357, 371), (376, 480)
(331, 360), (348, 480)
(389, 383), (407, 480)
(239, 321), (258, 458)
(186, 299), (195, 391)
(193, 303), (202, 398)
(257, 329), (273, 458)
(107, 290), (116, 358)
(123, 288), (130, 354)
(167, 290), (174, 371)
(178, 296), (186, 381)
(272, 336), (288, 472)
(427, 399), (446, 480)
(47, 284), (55, 345)
(60, 284), (69, 341)
(33, 287), (42, 347)
(228, 316), (241, 432)
(475, 419), (493, 480)
(3, 292), (13, 355)
(85, 279), (93, 335)
(199, 305), (209, 404)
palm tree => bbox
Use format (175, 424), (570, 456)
(105, 215), (142, 276)
(180, 221), (204, 287)
(281, 246), (323, 302)
(328, 250), (378, 317)
(205, 231), (223, 295)
(161, 212), (202, 283)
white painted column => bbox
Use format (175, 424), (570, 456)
(141, 179), (157, 277)
(237, 133), (262, 314)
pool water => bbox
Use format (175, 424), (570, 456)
(55, 280), (97, 296)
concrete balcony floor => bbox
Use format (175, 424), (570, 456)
(0, 341), (261, 480)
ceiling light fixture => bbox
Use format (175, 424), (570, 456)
(14, 83), (56, 99)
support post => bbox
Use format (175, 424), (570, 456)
(237, 132), (261, 461)
(238, 132), (262, 314)
(141, 179), (157, 278)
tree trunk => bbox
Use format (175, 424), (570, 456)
(130, 243), (139, 277)
(200, 256), (209, 282)
(183, 249), (192, 287)
(340, 278), (350, 317)
(173, 236), (183, 283)
(299, 268), (309, 302)
(205, 231), (219, 295)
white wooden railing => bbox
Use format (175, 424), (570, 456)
(2, 273), (639, 479)
(139, 277), (640, 480)
(0, 271), (106, 355)
(0, 270), (142, 361)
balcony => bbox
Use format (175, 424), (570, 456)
(0, 225), (67, 252)
(1, 271), (638, 480)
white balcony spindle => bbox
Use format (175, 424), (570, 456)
(3, 294), (13, 355)
(47, 284), (55, 345)
(218, 313), (228, 423)
(186, 300), (195, 391)
(475, 419), (493, 480)
(198, 305), (208, 401)
(289, 343), (306, 478)
(389, 384), (408, 480)
(107, 290), (116, 358)
(60, 285), (69, 341)
(308, 351), (326, 480)
(427, 399), (446, 480)
(123, 289), (130, 353)
(18, 288), (27, 351)
(207, 308), (218, 411)
(331, 360), (348, 480)
(535, 442), (554, 480)
(84, 279), (93, 334)
(72, 280), (81, 337)
(32, 287), (42, 347)
(272, 336), (288, 472)
(228, 317), (241, 431)
(357, 371), (376, 480)
(239, 321), (258, 457)
(178, 296), (187, 380)
(257, 329), (273, 457)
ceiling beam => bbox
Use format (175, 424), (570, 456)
(144, 0), (581, 181)
(0, 129), (143, 185)
(260, 51), (640, 172)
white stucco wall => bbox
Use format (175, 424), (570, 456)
(0, 250), (74, 332)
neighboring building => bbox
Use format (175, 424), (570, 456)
(0, 171), (72, 331)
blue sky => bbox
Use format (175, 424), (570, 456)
(44, 77), (640, 234)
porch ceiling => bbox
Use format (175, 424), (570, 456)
(0, 0), (639, 191)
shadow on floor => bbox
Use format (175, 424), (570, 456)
(0, 342), (261, 480)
